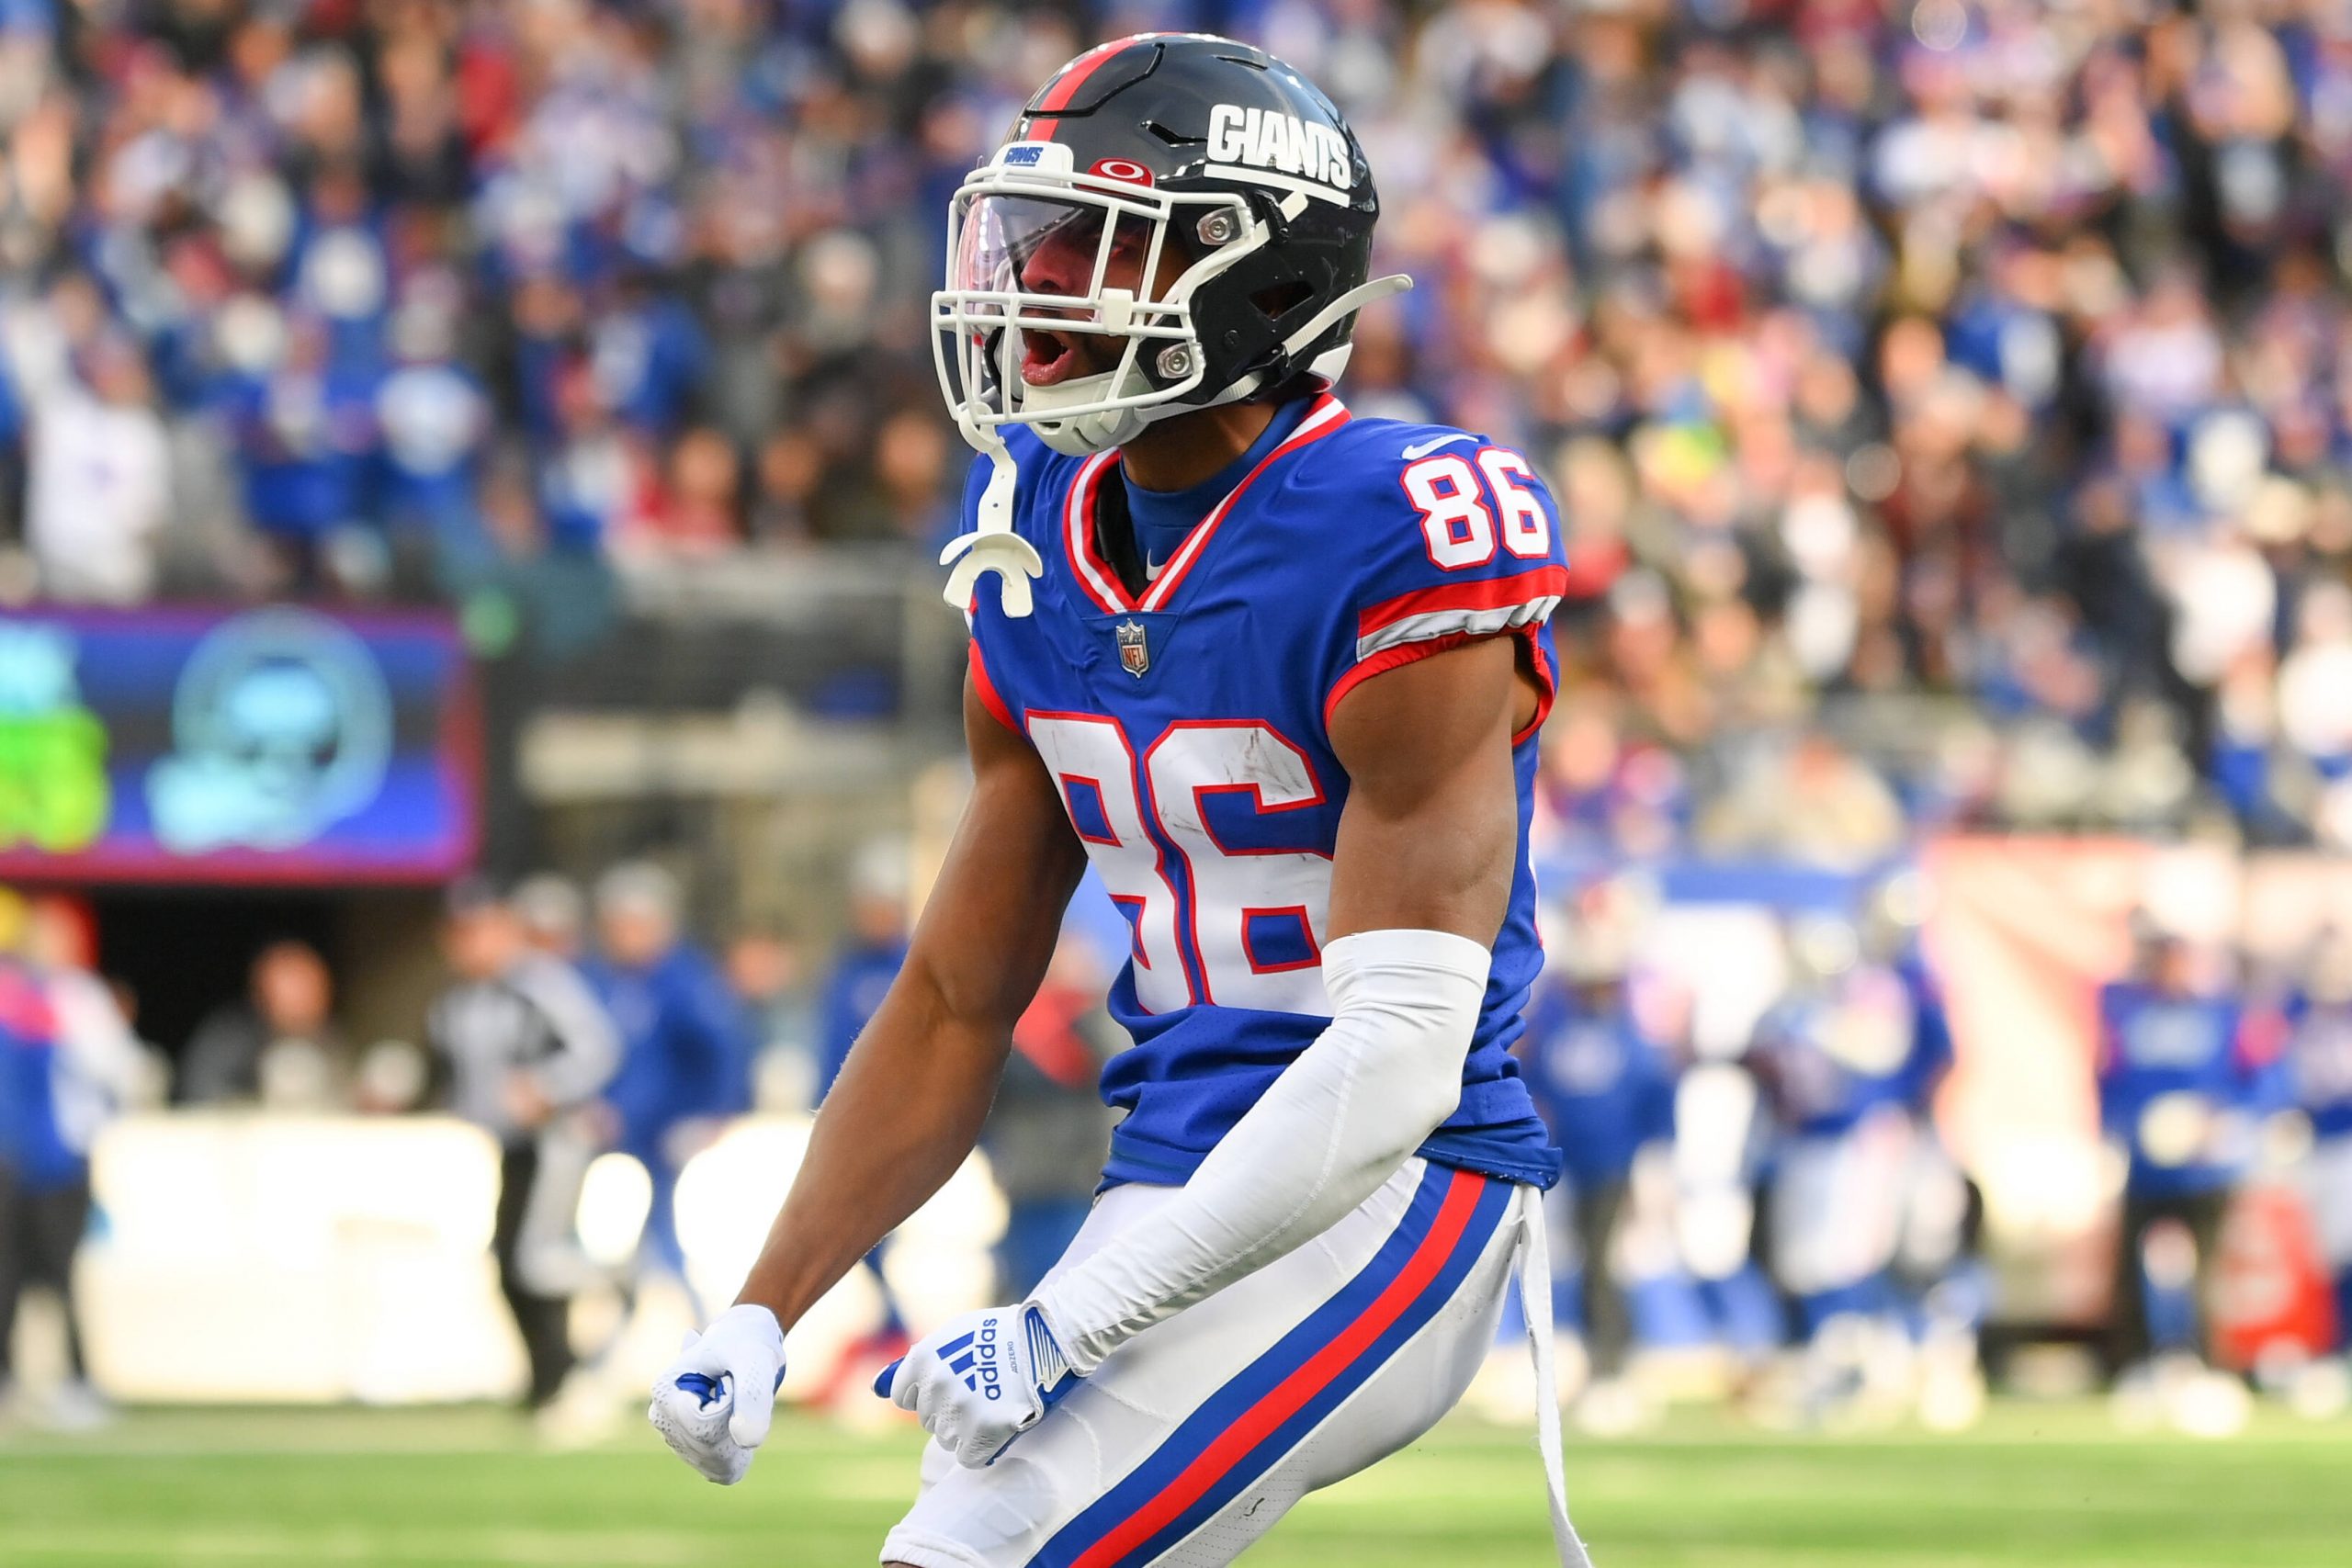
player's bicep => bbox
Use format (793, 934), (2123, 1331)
(897, 675), (1088, 1032)
(1324, 635), (1521, 947)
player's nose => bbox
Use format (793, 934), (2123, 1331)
(1018, 227), (1091, 297)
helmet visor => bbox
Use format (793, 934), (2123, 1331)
(950, 193), (1164, 310)
(934, 169), (1256, 449)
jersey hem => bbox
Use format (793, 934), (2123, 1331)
(1415, 1139), (1565, 1191)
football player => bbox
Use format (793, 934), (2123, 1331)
(648, 36), (1589, 1567)
(2097, 930), (2277, 1378)
(1516, 924), (1676, 1429)
(1748, 918), (1928, 1419)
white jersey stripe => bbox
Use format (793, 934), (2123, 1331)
(1064, 449), (1127, 612)
(1353, 595), (1562, 660)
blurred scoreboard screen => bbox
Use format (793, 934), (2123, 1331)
(0, 605), (477, 885)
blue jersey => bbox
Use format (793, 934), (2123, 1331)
(2285, 996), (2352, 1139)
(0, 959), (74, 1190)
(1895, 954), (1954, 1114)
(2097, 983), (2275, 1196)
(1519, 987), (1676, 1184)
(1755, 964), (1927, 1138)
(965, 394), (1565, 1190)
(587, 943), (752, 1160)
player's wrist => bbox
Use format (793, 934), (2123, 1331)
(712, 1301), (785, 1342)
(732, 1258), (825, 1337)
(1024, 1283), (1102, 1378)
(1019, 1300), (1080, 1393)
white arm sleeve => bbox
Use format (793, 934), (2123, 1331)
(1029, 927), (1489, 1373)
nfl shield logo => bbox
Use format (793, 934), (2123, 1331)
(1115, 619), (1150, 677)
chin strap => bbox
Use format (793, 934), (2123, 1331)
(1201, 273), (1415, 413)
(1285, 273), (1413, 365)
(940, 421), (1045, 618)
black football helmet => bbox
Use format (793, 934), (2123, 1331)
(933, 33), (1405, 457)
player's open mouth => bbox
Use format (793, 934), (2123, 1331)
(1021, 327), (1080, 386)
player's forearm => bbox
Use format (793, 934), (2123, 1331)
(733, 974), (1010, 1333)
(1032, 929), (1489, 1372)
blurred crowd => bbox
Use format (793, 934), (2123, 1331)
(6, 2), (2352, 838)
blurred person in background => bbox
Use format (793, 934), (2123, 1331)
(17, 335), (172, 604)
(1665, 994), (1785, 1386)
(427, 882), (620, 1416)
(982, 935), (1117, 1302)
(584, 863), (750, 1312)
(512, 874), (586, 962)
(815, 842), (912, 1101)
(377, 294), (493, 593)
(1516, 909), (1676, 1433)
(1750, 916), (1938, 1422)
(1860, 878), (1985, 1430)
(0, 889), (43, 1418)
(0, 893), (145, 1428)
(2098, 927), (2282, 1418)
(21, 897), (161, 1121)
(724, 926), (818, 1115)
(178, 941), (347, 1110)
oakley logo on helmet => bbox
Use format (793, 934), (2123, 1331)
(1205, 103), (1351, 191)
(1090, 158), (1154, 186)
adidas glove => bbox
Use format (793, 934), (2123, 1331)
(648, 1303), (786, 1485)
(875, 1303), (1077, 1468)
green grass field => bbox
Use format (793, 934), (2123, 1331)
(2, 1403), (2346, 1566)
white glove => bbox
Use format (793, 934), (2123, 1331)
(648, 1303), (786, 1484)
(875, 1303), (1077, 1468)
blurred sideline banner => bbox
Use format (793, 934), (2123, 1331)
(79, 1113), (1000, 1404)
(84, 1113), (518, 1403)
(0, 605), (479, 886)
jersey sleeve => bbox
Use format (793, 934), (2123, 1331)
(1316, 431), (1570, 746)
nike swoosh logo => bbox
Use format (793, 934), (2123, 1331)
(1145, 552), (1165, 580)
(1400, 434), (1475, 459)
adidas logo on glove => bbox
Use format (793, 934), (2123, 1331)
(872, 1303), (1079, 1469)
(937, 1320), (1006, 1401)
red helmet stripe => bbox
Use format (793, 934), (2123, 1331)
(1028, 36), (1148, 136)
